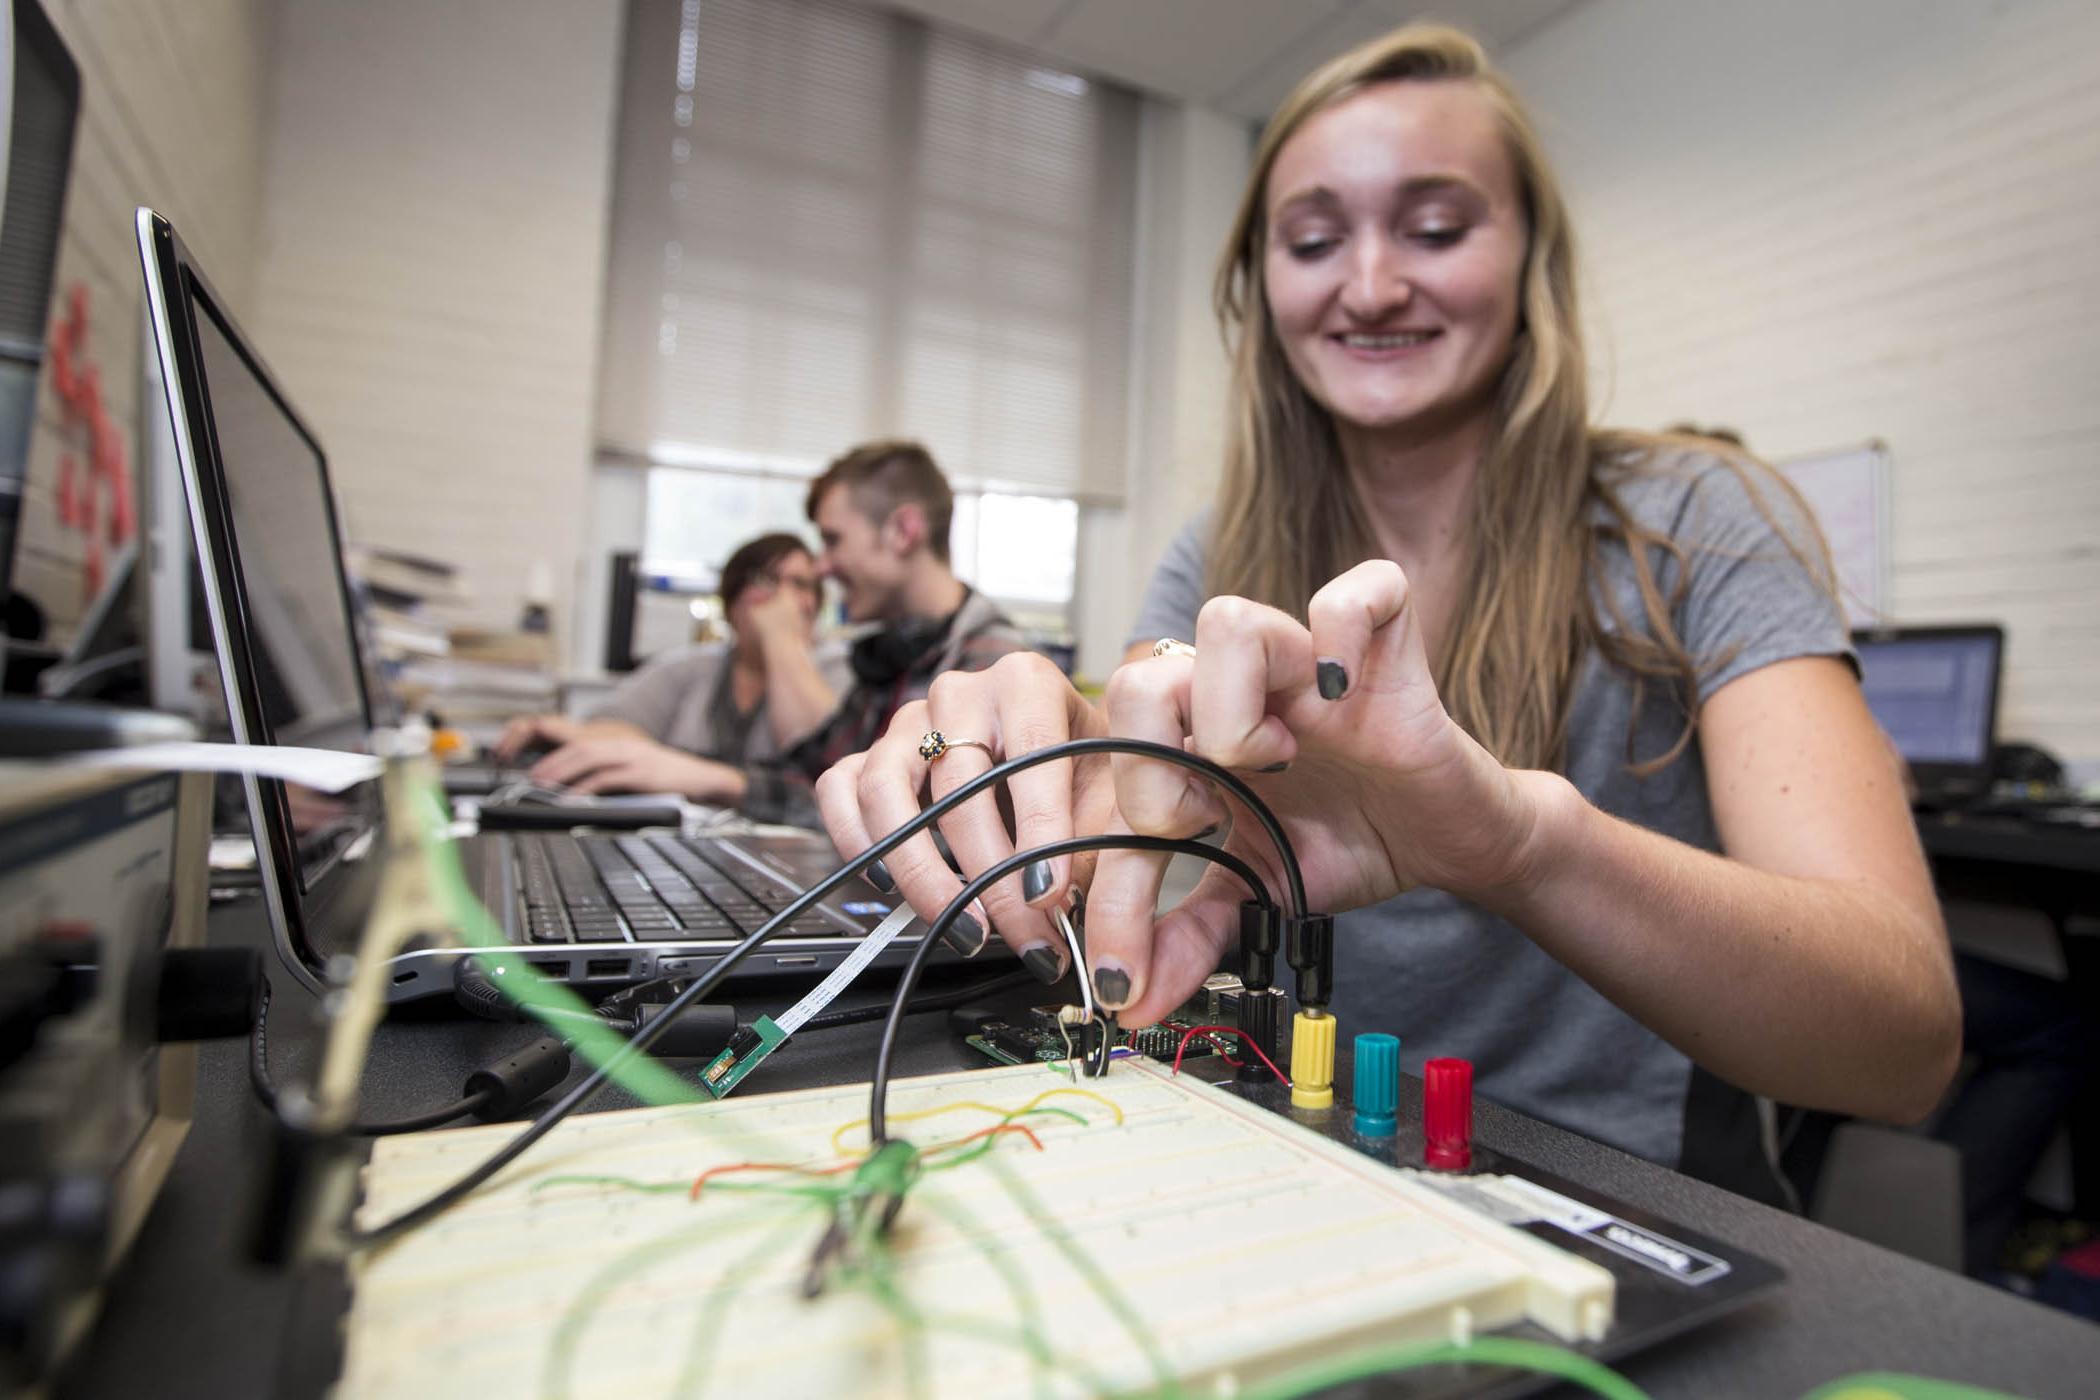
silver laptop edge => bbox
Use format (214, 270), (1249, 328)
(137, 206), (322, 996)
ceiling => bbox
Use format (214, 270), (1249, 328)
(863, 0), (1586, 120)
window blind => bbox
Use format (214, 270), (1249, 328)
(596, 0), (1139, 502)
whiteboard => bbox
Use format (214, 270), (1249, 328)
(1776, 440), (1890, 625)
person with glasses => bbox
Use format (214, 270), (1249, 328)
(494, 532), (848, 791)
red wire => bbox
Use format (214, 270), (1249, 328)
(689, 1121), (1050, 1199)
(689, 1158), (857, 1201)
(1162, 1020), (1243, 1064)
(926, 1121), (1045, 1156)
(1171, 1023), (1291, 1086)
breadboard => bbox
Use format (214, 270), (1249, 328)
(339, 1059), (1614, 1398)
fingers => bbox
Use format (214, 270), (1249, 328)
(1188, 595), (1309, 769)
(815, 751), (878, 878)
(527, 739), (599, 789)
(1302, 559), (1430, 709)
(1118, 870), (1244, 1027)
(987, 653), (1100, 913)
(566, 762), (646, 796)
(1080, 833), (1240, 1027)
(925, 669), (1062, 974)
(1077, 819), (1168, 1018)
(1103, 656), (1226, 839)
(850, 703), (992, 959)
(494, 715), (542, 762)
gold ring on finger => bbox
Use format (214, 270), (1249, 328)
(918, 730), (996, 763)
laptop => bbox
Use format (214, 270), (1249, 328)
(136, 207), (932, 1004)
(1852, 624), (2004, 809)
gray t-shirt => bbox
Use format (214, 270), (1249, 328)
(590, 640), (853, 765)
(1127, 448), (1850, 1176)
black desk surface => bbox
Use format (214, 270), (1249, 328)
(59, 902), (2100, 1399)
(1915, 809), (2100, 877)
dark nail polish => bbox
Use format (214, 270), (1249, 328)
(1022, 858), (1055, 903)
(941, 910), (986, 957)
(865, 859), (895, 892)
(1316, 659), (1348, 700)
(1093, 965), (1130, 1007)
(1258, 761), (1290, 774)
(1021, 945), (1063, 984)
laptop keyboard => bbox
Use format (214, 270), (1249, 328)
(512, 832), (853, 944)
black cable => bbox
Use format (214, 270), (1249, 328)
(796, 967), (1034, 1035)
(356, 1092), (493, 1136)
(869, 833), (1272, 1143)
(349, 739), (1297, 1248)
(249, 980), (498, 1136)
(581, 737), (1307, 1017)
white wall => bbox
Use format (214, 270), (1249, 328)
(1074, 96), (1248, 682)
(252, 0), (623, 642)
(12, 0), (273, 641)
(1504, 0), (2100, 767)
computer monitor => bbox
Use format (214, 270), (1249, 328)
(34, 538), (139, 698)
(138, 207), (382, 984)
(1852, 624), (2004, 804)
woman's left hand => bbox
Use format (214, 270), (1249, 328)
(1089, 560), (1568, 1025)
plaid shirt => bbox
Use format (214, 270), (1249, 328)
(739, 588), (1026, 827)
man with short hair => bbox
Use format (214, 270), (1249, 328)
(739, 440), (1026, 824)
(534, 440), (1025, 826)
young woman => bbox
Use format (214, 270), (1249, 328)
(815, 26), (1957, 1198)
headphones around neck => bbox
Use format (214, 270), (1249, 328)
(848, 603), (963, 688)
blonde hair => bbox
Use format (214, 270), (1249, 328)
(1208, 24), (1828, 773)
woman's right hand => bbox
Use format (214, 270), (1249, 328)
(813, 652), (1114, 984)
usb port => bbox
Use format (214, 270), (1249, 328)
(585, 958), (630, 978)
(526, 959), (566, 978)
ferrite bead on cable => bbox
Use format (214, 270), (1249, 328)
(632, 1002), (738, 1059)
(463, 1036), (572, 1118)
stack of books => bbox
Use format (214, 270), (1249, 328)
(352, 547), (462, 663)
(348, 546), (558, 743)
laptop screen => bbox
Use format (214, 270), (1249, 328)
(141, 206), (382, 951)
(186, 291), (380, 894)
(1854, 628), (2001, 768)
(191, 304), (369, 749)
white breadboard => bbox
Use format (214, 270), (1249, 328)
(339, 1059), (1613, 1398)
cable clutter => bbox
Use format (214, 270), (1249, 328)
(248, 730), (1319, 1258)
(249, 733), (1696, 1400)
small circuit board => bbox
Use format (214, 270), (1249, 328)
(962, 1019), (1233, 1068)
(698, 1015), (787, 1097)
(961, 975), (1250, 1069)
